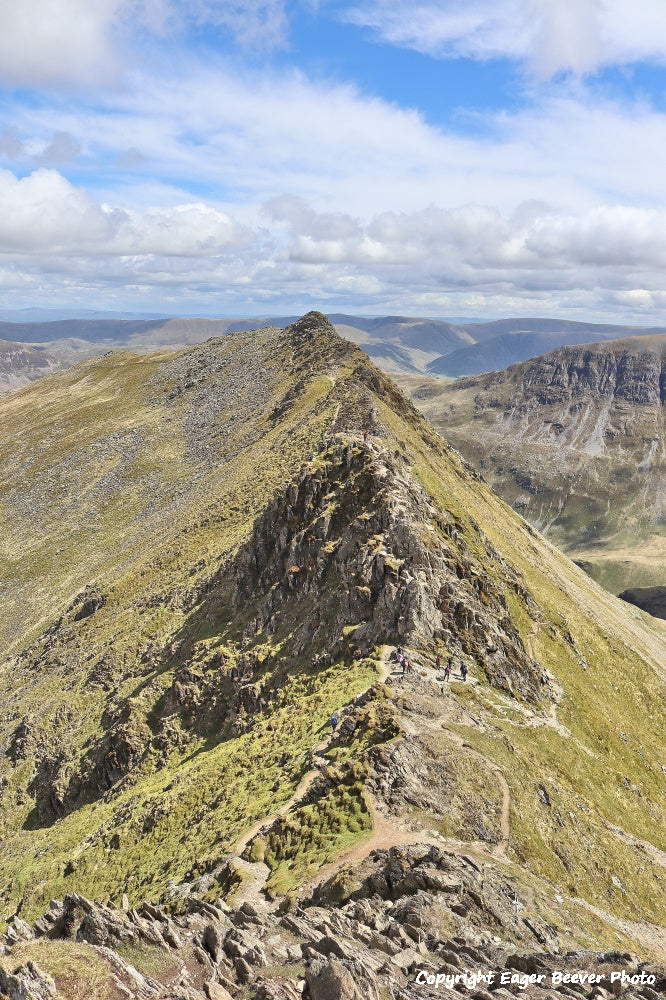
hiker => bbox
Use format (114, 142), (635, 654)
(435, 653), (441, 669)
(363, 430), (368, 442)
(330, 713), (339, 733)
(397, 651), (404, 669)
(460, 662), (468, 682)
(401, 656), (407, 674)
(444, 660), (452, 682)
(406, 659), (413, 674)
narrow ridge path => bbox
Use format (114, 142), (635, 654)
(226, 649), (392, 908)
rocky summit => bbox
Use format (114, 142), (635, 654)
(0, 313), (665, 999)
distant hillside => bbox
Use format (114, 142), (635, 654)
(397, 334), (666, 594)
(428, 319), (666, 375)
(0, 340), (63, 392)
(3, 315), (666, 398)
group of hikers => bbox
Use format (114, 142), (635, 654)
(328, 646), (470, 733)
(396, 646), (468, 682)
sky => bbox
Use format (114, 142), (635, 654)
(2, 1), (666, 321)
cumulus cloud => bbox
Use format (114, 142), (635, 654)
(0, 0), (124, 86)
(0, 168), (249, 257)
(4, 164), (666, 321)
(1, 50), (666, 319)
(344, 0), (666, 77)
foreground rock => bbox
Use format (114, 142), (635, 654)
(2, 844), (664, 999)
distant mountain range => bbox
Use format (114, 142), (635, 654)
(3, 313), (666, 383)
(395, 333), (666, 599)
(424, 319), (666, 376)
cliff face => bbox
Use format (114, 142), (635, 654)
(0, 339), (61, 392)
(0, 315), (665, 996)
(401, 335), (666, 594)
(512, 338), (666, 407)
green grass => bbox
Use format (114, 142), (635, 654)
(244, 694), (400, 896)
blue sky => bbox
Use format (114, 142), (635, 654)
(1, 0), (666, 321)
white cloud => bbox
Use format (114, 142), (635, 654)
(0, 126), (24, 159)
(0, 0), (124, 86)
(0, 0), (287, 87)
(0, 168), (249, 256)
(4, 163), (666, 323)
(344, 0), (666, 77)
(188, 1), (288, 48)
(2, 52), (666, 320)
(0, 169), (113, 251)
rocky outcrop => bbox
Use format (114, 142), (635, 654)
(230, 440), (552, 702)
(3, 850), (663, 1000)
(18, 428), (554, 829)
(0, 961), (59, 999)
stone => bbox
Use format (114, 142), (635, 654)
(202, 923), (225, 963)
(0, 961), (58, 999)
(204, 984), (234, 1000)
(305, 957), (369, 1000)
(234, 957), (254, 985)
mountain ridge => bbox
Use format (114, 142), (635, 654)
(0, 313), (665, 997)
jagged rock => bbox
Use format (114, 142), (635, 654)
(7, 717), (32, 763)
(253, 979), (304, 1000)
(234, 956), (254, 984)
(162, 924), (183, 949)
(202, 922), (225, 963)
(305, 957), (374, 1000)
(0, 961), (58, 999)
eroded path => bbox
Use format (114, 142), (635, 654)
(226, 651), (392, 909)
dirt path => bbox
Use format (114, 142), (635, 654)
(233, 759), (325, 859)
(227, 649), (392, 908)
(298, 789), (442, 896)
(602, 820), (666, 872)
(229, 644), (515, 908)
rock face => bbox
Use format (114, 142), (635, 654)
(400, 334), (666, 594)
(0, 961), (59, 999)
(0, 339), (61, 392)
(231, 439), (549, 702)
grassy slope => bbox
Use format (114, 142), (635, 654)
(379, 395), (666, 923)
(0, 318), (664, 938)
(0, 323), (385, 919)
